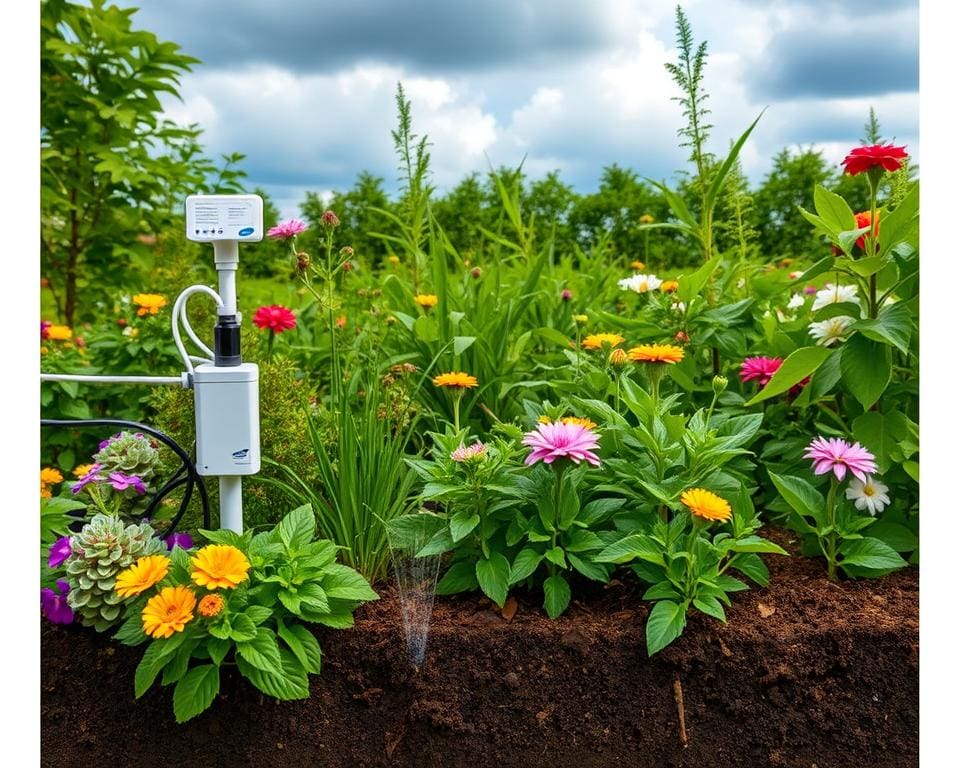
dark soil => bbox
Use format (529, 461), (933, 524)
(41, 529), (918, 768)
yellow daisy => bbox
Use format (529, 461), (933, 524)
(680, 488), (732, 523)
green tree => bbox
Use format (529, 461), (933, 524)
(41, 0), (237, 325)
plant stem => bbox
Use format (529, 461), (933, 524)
(825, 477), (839, 581)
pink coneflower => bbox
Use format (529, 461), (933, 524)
(267, 219), (308, 240)
(740, 356), (782, 388)
(522, 422), (601, 467)
(803, 436), (877, 482)
(451, 442), (487, 463)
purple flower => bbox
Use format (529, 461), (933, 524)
(108, 472), (146, 494)
(267, 219), (308, 240)
(71, 463), (102, 494)
(41, 580), (74, 625)
(522, 422), (601, 467)
(48, 536), (73, 568)
(41, 321), (52, 340)
(166, 532), (194, 551)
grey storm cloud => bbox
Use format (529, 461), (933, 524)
(130, 0), (626, 73)
(746, 14), (918, 99)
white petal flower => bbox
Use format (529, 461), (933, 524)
(787, 293), (805, 310)
(618, 273), (662, 293)
(845, 475), (891, 516)
(671, 301), (686, 313)
(808, 315), (855, 346)
(789, 270), (803, 279)
(812, 283), (861, 312)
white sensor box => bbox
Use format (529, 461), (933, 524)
(185, 194), (264, 243)
(193, 363), (261, 476)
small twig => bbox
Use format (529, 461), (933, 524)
(673, 676), (689, 747)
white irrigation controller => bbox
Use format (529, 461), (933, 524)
(42, 194), (265, 533)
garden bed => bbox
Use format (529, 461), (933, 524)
(41, 529), (918, 768)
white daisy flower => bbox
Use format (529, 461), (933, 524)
(812, 283), (861, 312)
(671, 301), (686, 313)
(787, 293), (805, 310)
(845, 475), (891, 516)
(808, 315), (855, 346)
(618, 273), (662, 293)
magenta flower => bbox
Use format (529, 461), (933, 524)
(804, 436), (877, 482)
(41, 580), (74, 625)
(561, 289), (573, 302)
(740, 356), (783, 388)
(451, 442), (486, 463)
(41, 321), (52, 340)
(522, 422), (601, 467)
(252, 305), (297, 333)
(48, 536), (73, 568)
(71, 463), (102, 494)
(165, 532), (194, 551)
(267, 219), (308, 240)
(108, 472), (146, 494)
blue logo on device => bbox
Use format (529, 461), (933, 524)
(238, 227), (254, 236)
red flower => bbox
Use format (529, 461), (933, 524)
(854, 210), (880, 251)
(740, 357), (782, 388)
(840, 144), (908, 176)
(252, 305), (297, 333)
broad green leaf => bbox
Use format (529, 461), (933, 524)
(172, 664), (220, 723)
(677, 255), (722, 304)
(453, 335), (476, 355)
(839, 537), (908, 572)
(236, 649), (310, 701)
(236, 627), (283, 674)
(437, 561), (480, 594)
(813, 184), (856, 233)
(509, 548), (543, 584)
(869, 522), (918, 553)
(134, 635), (186, 698)
(413, 314), (438, 342)
(795, 256), (835, 284)
(475, 553), (510, 607)
(545, 546), (567, 568)
(745, 347), (832, 405)
(645, 599), (687, 656)
(878, 182), (919, 259)
(566, 552), (609, 582)
(769, 473), (825, 523)
(449, 510), (480, 542)
(278, 505), (315, 551)
(715, 574), (749, 593)
(643, 581), (681, 601)
(726, 535), (788, 555)
(595, 533), (664, 565)
(322, 564), (379, 601)
(277, 621), (322, 675)
(841, 334), (891, 410)
(245, 605), (273, 625)
(543, 574), (572, 619)
(693, 595), (726, 622)
(729, 553), (769, 586)
(853, 302), (914, 355)
(228, 613), (258, 642)
(198, 528), (249, 549)
(207, 638), (231, 666)
(852, 411), (898, 473)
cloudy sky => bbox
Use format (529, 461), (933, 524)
(125, 0), (918, 219)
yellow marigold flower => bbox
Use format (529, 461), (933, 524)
(141, 585), (197, 639)
(627, 344), (685, 364)
(40, 467), (64, 485)
(432, 371), (478, 389)
(198, 594), (225, 618)
(639, 214), (655, 225)
(414, 294), (439, 309)
(132, 293), (167, 316)
(560, 416), (597, 430)
(582, 333), (625, 350)
(72, 464), (94, 479)
(191, 545), (251, 590)
(573, 314), (589, 325)
(660, 280), (679, 294)
(680, 488), (732, 523)
(40, 346), (49, 355)
(630, 260), (646, 270)
(388, 254), (400, 265)
(46, 325), (73, 341)
(608, 348), (629, 367)
(41, 486), (52, 499)
(115, 555), (170, 598)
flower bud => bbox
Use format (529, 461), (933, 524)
(712, 375), (729, 396)
(561, 289), (573, 302)
(471, 267), (482, 279)
(340, 246), (354, 257)
(608, 348), (628, 367)
(296, 251), (311, 272)
(573, 314), (588, 326)
(321, 210), (340, 229)
(674, 330), (689, 344)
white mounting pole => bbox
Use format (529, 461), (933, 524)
(219, 477), (244, 534)
(213, 240), (239, 317)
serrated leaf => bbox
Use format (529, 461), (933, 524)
(244, 605), (273, 625)
(322, 564), (379, 601)
(236, 649), (310, 701)
(645, 600), (687, 656)
(509, 548), (543, 584)
(236, 627), (283, 674)
(173, 665), (220, 723)
(543, 574), (571, 619)
(276, 621), (322, 675)
(278, 505), (315, 551)
(449, 509), (480, 542)
(228, 613), (258, 642)
(207, 638), (231, 666)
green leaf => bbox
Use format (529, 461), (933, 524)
(715, 574), (749, 593)
(453, 335), (476, 355)
(813, 184), (856, 233)
(236, 627), (283, 674)
(645, 600), (687, 656)
(677, 255), (722, 304)
(726, 535), (788, 555)
(566, 552), (609, 582)
(869, 522), (918, 553)
(276, 621), (322, 675)
(228, 613), (258, 642)
(839, 537), (908, 572)
(173, 664), (220, 723)
(853, 302), (914, 355)
(509, 548), (543, 584)
(693, 595), (726, 622)
(595, 533), (664, 565)
(278, 505), (315, 551)
(543, 574), (572, 619)
(643, 581), (681, 601)
(449, 509), (480, 542)
(134, 635), (185, 698)
(769, 473), (826, 523)
(730, 553), (769, 586)
(704, 110), (765, 214)
(113, 610), (148, 646)
(322, 564), (379, 602)
(475, 554), (511, 607)
(745, 347), (832, 405)
(236, 649), (310, 701)
(207, 638), (231, 666)
(841, 334), (892, 410)
(244, 605), (273, 625)
(795, 256), (835, 284)
(199, 529), (249, 549)
(545, 546), (567, 568)
(436, 561), (479, 594)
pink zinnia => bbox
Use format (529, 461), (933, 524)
(522, 422), (601, 467)
(267, 219), (308, 240)
(803, 436), (877, 482)
(451, 442), (486, 462)
(740, 356), (782, 388)
(252, 305), (297, 333)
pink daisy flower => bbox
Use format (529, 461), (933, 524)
(252, 305), (297, 333)
(803, 436), (877, 482)
(267, 219), (308, 240)
(740, 356), (783, 388)
(522, 422), (601, 467)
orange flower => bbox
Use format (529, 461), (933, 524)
(45, 325), (72, 342)
(680, 488), (732, 523)
(659, 280), (679, 294)
(432, 371), (478, 389)
(141, 586), (196, 639)
(115, 555), (170, 598)
(414, 294), (438, 309)
(608, 348), (629, 367)
(190, 545), (251, 590)
(627, 344), (685, 364)
(582, 333), (625, 350)
(198, 594), (225, 618)
(132, 294), (167, 316)
(630, 260), (646, 270)
(854, 210), (880, 251)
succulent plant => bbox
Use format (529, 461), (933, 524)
(64, 514), (165, 631)
(93, 431), (161, 485)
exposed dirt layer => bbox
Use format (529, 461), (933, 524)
(41, 529), (918, 768)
